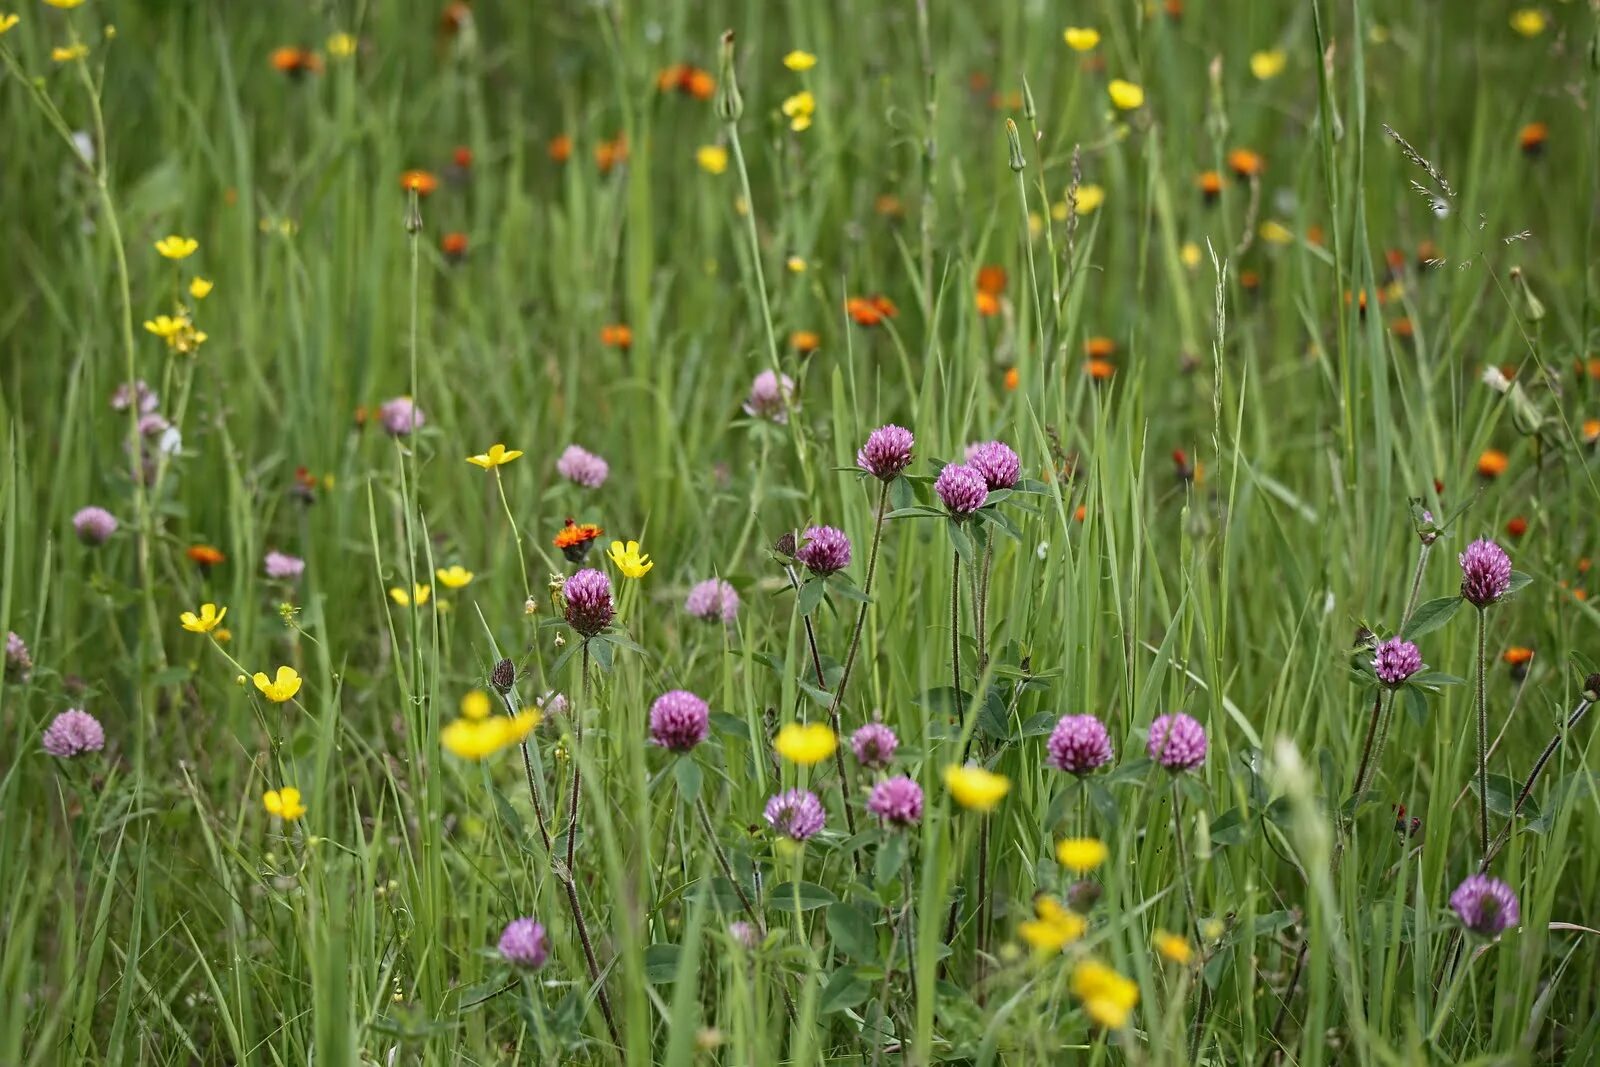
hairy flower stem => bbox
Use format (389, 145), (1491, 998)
(1349, 689), (1390, 813)
(1481, 696), (1592, 871)
(498, 688), (552, 853)
(695, 795), (797, 1021)
(493, 469), (532, 601)
(1475, 607), (1490, 860)
(1400, 542), (1433, 629)
(784, 564), (860, 862)
(826, 481), (891, 727)
(950, 552), (963, 705)
(1170, 779), (1200, 936)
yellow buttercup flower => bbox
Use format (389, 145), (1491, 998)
(389, 583), (431, 607)
(142, 312), (207, 354)
(1259, 220), (1294, 245)
(1510, 8), (1547, 36)
(783, 49), (817, 72)
(461, 689), (492, 720)
(1056, 837), (1109, 873)
(1063, 27), (1100, 51)
(436, 565), (474, 589)
(1250, 49), (1287, 80)
(943, 764), (1010, 811)
(1018, 895), (1087, 953)
(1070, 958), (1140, 1028)
(466, 443), (523, 469)
(1107, 79), (1144, 111)
(696, 145), (729, 175)
(1200, 917), (1226, 941)
(44, 0), (86, 7)
(786, 255), (808, 273)
(1180, 241), (1202, 269)
(607, 539), (653, 579)
(253, 665), (303, 703)
(781, 90), (815, 132)
(155, 235), (199, 260)
(1153, 929), (1194, 964)
(773, 721), (837, 765)
(263, 786), (307, 821)
(51, 42), (88, 62)
(0, 14), (20, 35)
(441, 710), (540, 760)
(1072, 184), (1105, 214)
(326, 32), (357, 58)
(189, 277), (213, 299)
(179, 602), (227, 634)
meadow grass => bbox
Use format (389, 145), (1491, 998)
(3, 0), (1600, 1063)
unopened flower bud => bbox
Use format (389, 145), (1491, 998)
(1584, 673), (1600, 703)
(490, 657), (516, 693)
(715, 30), (743, 123)
(1021, 75), (1037, 122)
(404, 190), (423, 235)
(1005, 119), (1026, 172)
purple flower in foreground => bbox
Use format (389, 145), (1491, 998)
(1460, 538), (1513, 607)
(379, 396), (425, 436)
(965, 440), (1021, 490)
(796, 525), (852, 576)
(1373, 637), (1422, 687)
(867, 776), (924, 827)
(649, 689), (710, 752)
(684, 577), (740, 624)
(497, 917), (549, 968)
(43, 708), (104, 758)
(1147, 712), (1207, 771)
(264, 551), (306, 581)
(743, 370), (796, 423)
(857, 424), (915, 481)
(72, 507), (119, 546)
(563, 569), (615, 637)
(851, 722), (899, 769)
(556, 444), (609, 488)
(1449, 874), (1519, 937)
(763, 788), (826, 841)
(1047, 714), (1114, 775)
(935, 462), (988, 516)
(5, 631), (31, 683)
(729, 921), (760, 949)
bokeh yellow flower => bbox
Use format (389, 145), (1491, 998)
(180, 602), (227, 634)
(1063, 27), (1100, 51)
(51, 42), (88, 62)
(326, 32), (357, 58)
(263, 786), (307, 820)
(607, 539), (653, 578)
(189, 277), (214, 300)
(1107, 79), (1145, 110)
(1018, 895), (1087, 953)
(436, 565), (474, 589)
(1071, 958), (1140, 1028)
(1509, 8), (1547, 36)
(696, 145), (729, 175)
(782, 49), (817, 72)
(389, 583), (431, 607)
(155, 235), (199, 260)
(1072, 184), (1105, 214)
(441, 710), (540, 760)
(786, 255), (808, 273)
(1154, 929), (1194, 964)
(1250, 49), (1287, 80)
(943, 764), (1010, 811)
(0, 14), (20, 35)
(781, 90), (815, 132)
(1056, 837), (1109, 873)
(461, 689), (492, 720)
(1259, 220), (1294, 245)
(1180, 241), (1202, 269)
(466, 443), (523, 469)
(44, 0), (86, 8)
(253, 666), (303, 703)
(774, 722), (836, 765)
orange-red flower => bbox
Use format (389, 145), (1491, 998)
(790, 330), (821, 355)
(1518, 121), (1548, 157)
(400, 170), (440, 196)
(187, 544), (226, 568)
(1477, 449), (1509, 479)
(1306, 224), (1326, 247)
(1416, 240), (1441, 270)
(1073, 503), (1087, 522)
(1584, 418), (1600, 444)
(1084, 336), (1117, 360)
(600, 323), (632, 349)
(452, 145), (473, 170)
(847, 295), (898, 327)
(1503, 646), (1534, 667)
(548, 134), (573, 164)
(1163, 0), (1184, 20)
(1390, 317), (1414, 339)
(554, 518), (604, 562)
(596, 135), (628, 175)
(657, 64), (714, 100)
(1506, 515), (1528, 538)
(441, 232), (469, 260)
(1085, 359), (1116, 380)
(976, 291), (1001, 317)
(977, 265), (1008, 295)
(271, 47), (323, 76)
(1239, 269), (1262, 292)
(875, 194), (906, 218)
(1196, 170), (1223, 203)
(1227, 148), (1265, 180)
(438, 1), (472, 38)
(1004, 367), (1020, 391)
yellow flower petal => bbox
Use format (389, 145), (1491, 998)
(943, 764), (1010, 811)
(696, 145), (729, 175)
(179, 602), (227, 634)
(1063, 27), (1100, 51)
(1249, 49), (1287, 80)
(253, 665), (303, 702)
(1154, 929), (1194, 964)
(773, 722), (837, 766)
(155, 235), (199, 260)
(1510, 8), (1547, 36)
(436, 565), (474, 589)
(189, 277), (214, 299)
(327, 32), (357, 58)
(1107, 79), (1145, 111)
(1056, 837), (1109, 873)
(782, 49), (817, 72)
(0, 14), (21, 36)
(51, 42), (88, 62)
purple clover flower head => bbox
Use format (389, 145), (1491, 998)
(649, 689), (710, 752)
(1047, 714), (1114, 775)
(1147, 712), (1207, 772)
(111, 379), (159, 414)
(497, 917), (549, 968)
(42, 708), (105, 757)
(136, 412), (170, 438)
(1449, 874), (1519, 937)
(851, 722), (899, 769)
(72, 507), (119, 546)
(796, 525), (852, 576)
(965, 440), (1021, 490)
(1460, 538), (1513, 607)
(867, 775), (924, 828)
(1372, 637), (1422, 687)
(857, 424), (915, 481)
(264, 551), (306, 581)
(729, 921), (760, 949)
(539, 690), (569, 720)
(685, 578), (740, 624)
(743, 370), (796, 423)
(563, 568), (615, 637)
(763, 788), (826, 841)
(379, 396), (425, 436)
(935, 462), (988, 516)
(5, 631), (32, 683)
(556, 444), (609, 488)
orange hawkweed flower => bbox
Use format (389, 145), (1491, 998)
(554, 518), (604, 562)
(400, 170), (440, 196)
(187, 544), (226, 568)
(977, 265), (1008, 295)
(1580, 557), (1593, 575)
(1390, 317), (1414, 339)
(452, 145), (473, 170)
(1004, 367), (1020, 391)
(657, 64), (690, 92)
(684, 67), (715, 100)
(440, 232), (469, 260)
(1163, 0), (1184, 20)
(270, 47), (322, 76)
(548, 134), (573, 163)
(1584, 418), (1600, 444)
(595, 135), (628, 175)
(1084, 336), (1117, 360)
(1227, 148), (1265, 179)
(1239, 269), (1262, 292)
(1477, 449), (1509, 479)
(1085, 359), (1116, 380)
(846, 295), (898, 327)
(1074, 503), (1087, 522)
(1576, 358), (1600, 381)
(976, 290), (1001, 317)
(875, 194), (905, 218)
(1506, 515), (1528, 539)
(1306, 224), (1326, 247)
(438, 1), (472, 38)
(1518, 121), (1548, 157)
(1196, 170), (1223, 203)
(1503, 646), (1534, 667)
(790, 330), (821, 355)
(600, 323), (632, 349)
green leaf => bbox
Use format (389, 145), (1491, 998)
(1408, 671), (1465, 689)
(798, 578), (827, 617)
(889, 476), (915, 511)
(673, 757), (702, 804)
(1106, 756), (1154, 786)
(884, 506), (944, 520)
(947, 520), (975, 563)
(1018, 712), (1057, 738)
(826, 902), (880, 962)
(589, 635), (615, 673)
(643, 944), (682, 982)
(874, 832), (908, 885)
(1210, 806), (1250, 846)
(1506, 570), (1535, 596)
(768, 881), (837, 911)
(1403, 685), (1429, 727)
(817, 967), (870, 1014)
(829, 579), (871, 604)
(1402, 596), (1463, 640)
(1467, 773), (1524, 818)
(913, 686), (970, 715)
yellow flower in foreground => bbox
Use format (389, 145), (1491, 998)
(436, 565), (474, 589)
(1107, 79), (1145, 111)
(253, 666), (303, 703)
(51, 42), (88, 62)
(1259, 220), (1294, 245)
(943, 764), (1010, 812)
(696, 145), (729, 175)
(1200, 917), (1226, 941)
(783, 49), (817, 72)
(1056, 837), (1109, 873)
(774, 722), (836, 766)
(179, 602), (228, 634)
(1154, 929), (1194, 964)
(1510, 8), (1547, 37)
(781, 90), (815, 132)
(441, 710), (540, 760)
(263, 786), (307, 821)
(0, 14), (20, 36)
(466, 443), (523, 469)
(189, 277), (214, 300)
(1071, 958), (1140, 1028)
(44, 0), (85, 7)
(389, 583), (431, 607)
(326, 32), (357, 58)
(1018, 895), (1087, 953)
(461, 689), (492, 720)
(607, 539), (654, 578)
(1073, 184), (1105, 214)
(1180, 241), (1202, 269)
(155, 235), (199, 260)
(1063, 27), (1100, 51)
(1250, 49), (1287, 80)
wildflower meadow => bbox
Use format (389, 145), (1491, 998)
(7, 0), (1600, 1063)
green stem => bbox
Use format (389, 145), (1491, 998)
(494, 468), (532, 601)
(1475, 608), (1490, 860)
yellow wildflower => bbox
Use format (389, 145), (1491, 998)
(389, 584), (431, 607)
(1250, 49), (1287, 80)
(155, 235), (199, 260)
(781, 90), (815, 132)
(1056, 837), (1109, 873)
(253, 666), (303, 703)
(1259, 220), (1294, 245)
(461, 689), (492, 720)
(607, 539), (653, 578)
(1154, 929), (1194, 964)
(179, 602), (227, 634)
(51, 42), (88, 62)
(696, 145), (729, 175)
(441, 710), (540, 760)
(782, 49), (817, 72)
(0, 14), (19, 35)
(1180, 241), (1202, 269)
(1072, 184), (1105, 214)
(1071, 958), (1140, 1028)
(1018, 895), (1087, 953)
(465, 443), (523, 469)
(436, 565), (474, 589)
(1510, 8), (1547, 36)
(189, 277), (214, 300)
(1063, 27), (1100, 51)
(1200, 917), (1226, 941)
(943, 764), (1010, 812)
(213, 628), (232, 643)
(326, 32), (357, 58)
(786, 255), (807, 273)
(263, 786), (307, 821)
(44, 0), (86, 7)
(774, 722), (836, 765)
(1107, 79), (1145, 111)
